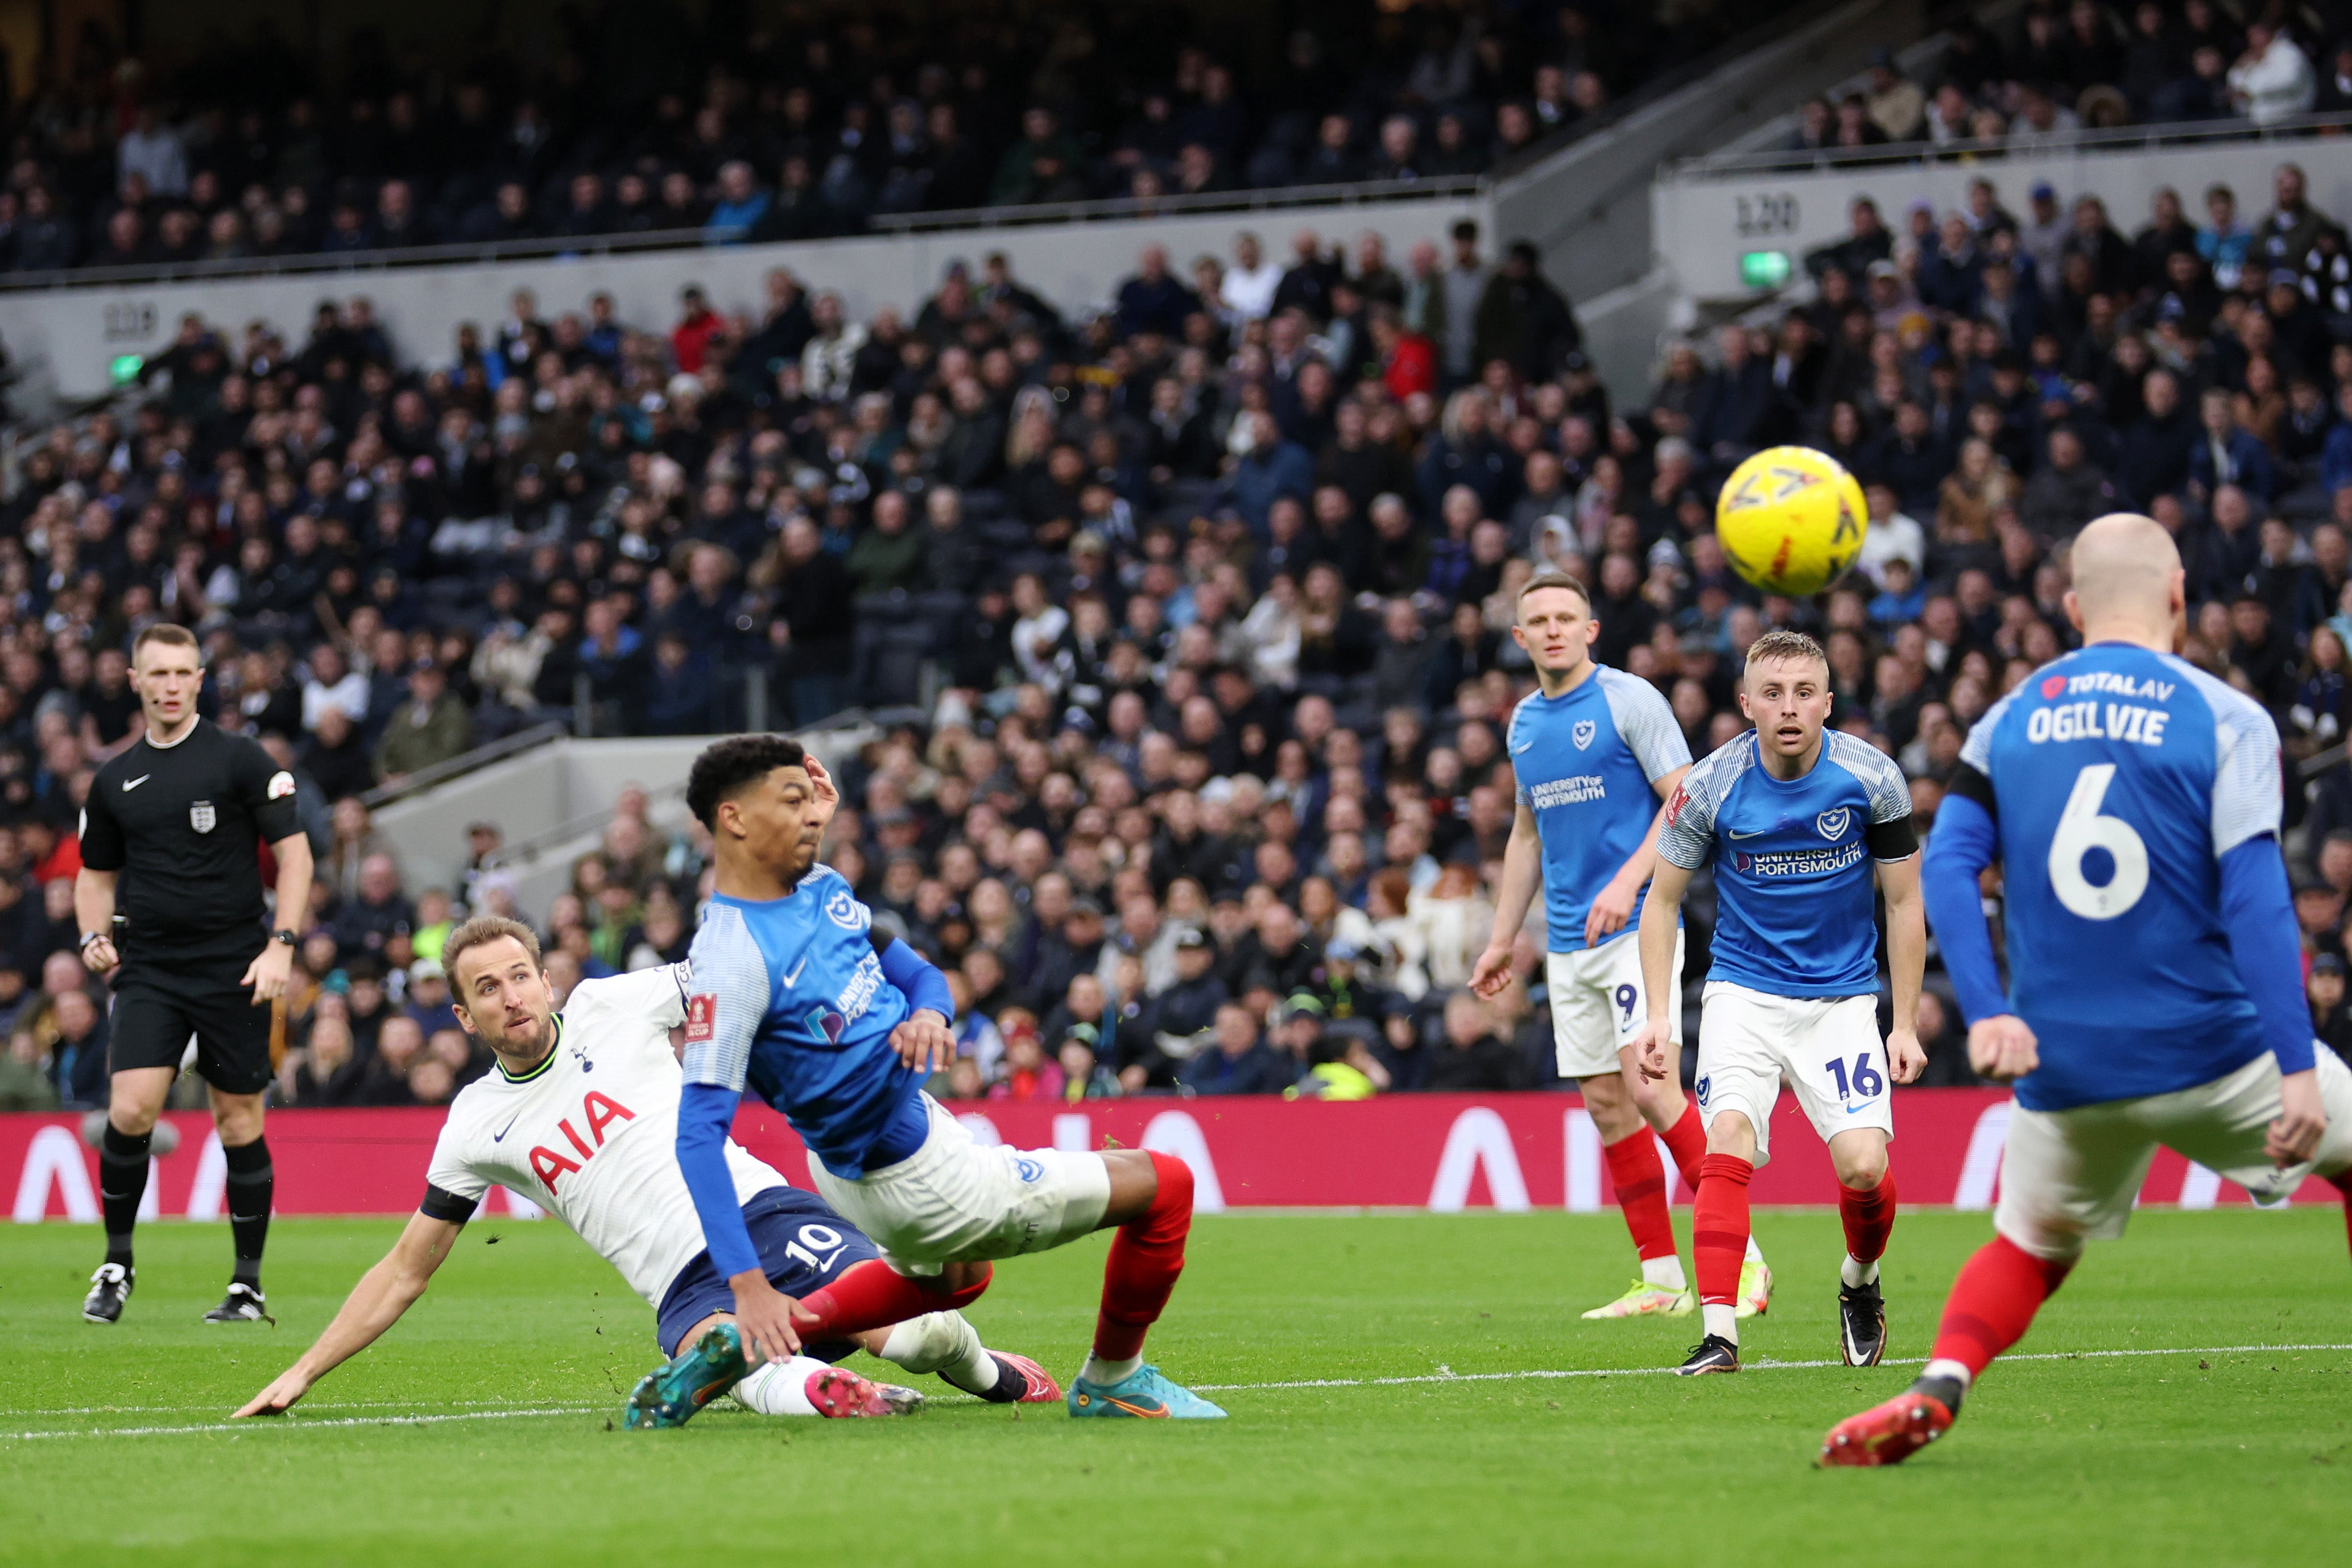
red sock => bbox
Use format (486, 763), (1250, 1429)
(1839, 1173), (1898, 1265)
(796, 1258), (990, 1339)
(1094, 1152), (1193, 1360)
(1929, 1235), (2074, 1378)
(1659, 1102), (1706, 1193)
(1602, 1130), (1677, 1261)
(2332, 1173), (2352, 1264)
(1692, 1153), (1753, 1308)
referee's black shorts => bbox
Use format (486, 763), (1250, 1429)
(109, 950), (272, 1096)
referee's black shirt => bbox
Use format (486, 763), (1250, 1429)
(80, 719), (304, 966)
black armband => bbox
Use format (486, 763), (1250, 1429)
(1865, 814), (1920, 860)
(1944, 762), (1996, 818)
(419, 1184), (481, 1224)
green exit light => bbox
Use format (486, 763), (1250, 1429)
(109, 354), (143, 385)
(1740, 250), (1792, 289)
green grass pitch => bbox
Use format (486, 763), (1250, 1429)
(2, 1209), (2347, 1566)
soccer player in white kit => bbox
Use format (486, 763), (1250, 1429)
(1823, 514), (2352, 1465)
(1473, 572), (1772, 1319)
(1633, 630), (1928, 1375)
(234, 917), (1056, 1424)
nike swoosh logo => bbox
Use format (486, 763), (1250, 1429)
(781, 955), (808, 987)
(1510, 742), (1532, 755)
(1725, 828), (1766, 840)
(491, 1110), (524, 1142)
(123, 775), (150, 791)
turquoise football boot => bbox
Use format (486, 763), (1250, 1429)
(624, 1321), (750, 1429)
(1066, 1363), (1227, 1420)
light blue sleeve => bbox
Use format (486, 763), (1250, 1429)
(2206, 688), (2283, 858)
(1599, 668), (1693, 783)
(681, 904), (770, 1093)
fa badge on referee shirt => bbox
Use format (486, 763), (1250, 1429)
(190, 800), (217, 833)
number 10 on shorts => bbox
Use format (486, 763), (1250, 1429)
(1825, 1053), (1884, 1099)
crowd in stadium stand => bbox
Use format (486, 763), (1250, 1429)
(0, 0), (1802, 277)
(7, 118), (2352, 1113)
(1787, 6), (2352, 151)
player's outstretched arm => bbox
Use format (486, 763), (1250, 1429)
(1878, 853), (1928, 1084)
(1473, 801), (1544, 997)
(1628, 859), (1692, 1082)
(233, 1211), (464, 1416)
(1585, 764), (1692, 948)
(877, 937), (956, 1073)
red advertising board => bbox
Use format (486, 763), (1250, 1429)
(7, 1091), (2334, 1223)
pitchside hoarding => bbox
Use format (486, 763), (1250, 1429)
(5, 1092), (2330, 1222)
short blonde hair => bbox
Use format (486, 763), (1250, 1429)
(1744, 628), (1829, 673)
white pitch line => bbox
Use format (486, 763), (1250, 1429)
(9, 1341), (2349, 1441)
(2, 1405), (606, 1442)
(2, 1395), (604, 1418)
(1189, 1341), (2352, 1392)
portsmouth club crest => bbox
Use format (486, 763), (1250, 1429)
(189, 800), (217, 834)
(824, 887), (869, 930)
(1572, 719), (1597, 750)
(1815, 808), (1851, 841)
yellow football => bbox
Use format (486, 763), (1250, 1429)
(1713, 445), (1869, 598)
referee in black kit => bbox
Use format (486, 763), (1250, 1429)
(75, 624), (313, 1325)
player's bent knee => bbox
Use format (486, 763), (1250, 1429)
(1831, 1140), (1888, 1190)
(1705, 1110), (1755, 1155)
(1147, 1150), (1193, 1215)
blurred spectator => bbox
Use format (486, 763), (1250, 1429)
(1423, 991), (1528, 1091)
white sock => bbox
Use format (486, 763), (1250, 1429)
(729, 1356), (829, 1417)
(1702, 1303), (1738, 1344)
(1081, 1352), (1143, 1385)
(1744, 1235), (1764, 1264)
(1640, 1255), (1688, 1291)
(1921, 1357), (1973, 1389)
(1840, 1254), (1880, 1288)
(879, 1311), (998, 1393)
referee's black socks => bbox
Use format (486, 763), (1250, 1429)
(98, 1123), (151, 1267)
(222, 1136), (273, 1286)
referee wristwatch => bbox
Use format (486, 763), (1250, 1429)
(272, 929), (299, 947)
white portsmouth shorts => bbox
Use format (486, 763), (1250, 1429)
(808, 1093), (1112, 1273)
(1547, 928), (1685, 1081)
(1995, 1045), (2352, 1261)
(1694, 980), (1895, 1168)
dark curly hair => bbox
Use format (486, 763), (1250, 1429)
(687, 733), (807, 829)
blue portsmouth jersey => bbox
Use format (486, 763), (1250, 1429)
(1658, 729), (1914, 998)
(1958, 644), (2280, 1111)
(1508, 666), (1692, 952)
(681, 863), (928, 1178)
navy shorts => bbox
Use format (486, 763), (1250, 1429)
(655, 1186), (883, 1358)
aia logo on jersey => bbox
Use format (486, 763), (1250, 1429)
(1572, 719), (1596, 750)
(824, 888), (868, 930)
(1816, 808), (1851, 841)
(2041, 675), (2067, 699)
(527, 1091), (638, 1194)
(684, 994), (716, 1044)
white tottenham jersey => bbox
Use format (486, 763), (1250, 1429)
(424, 966), (787, 1311)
